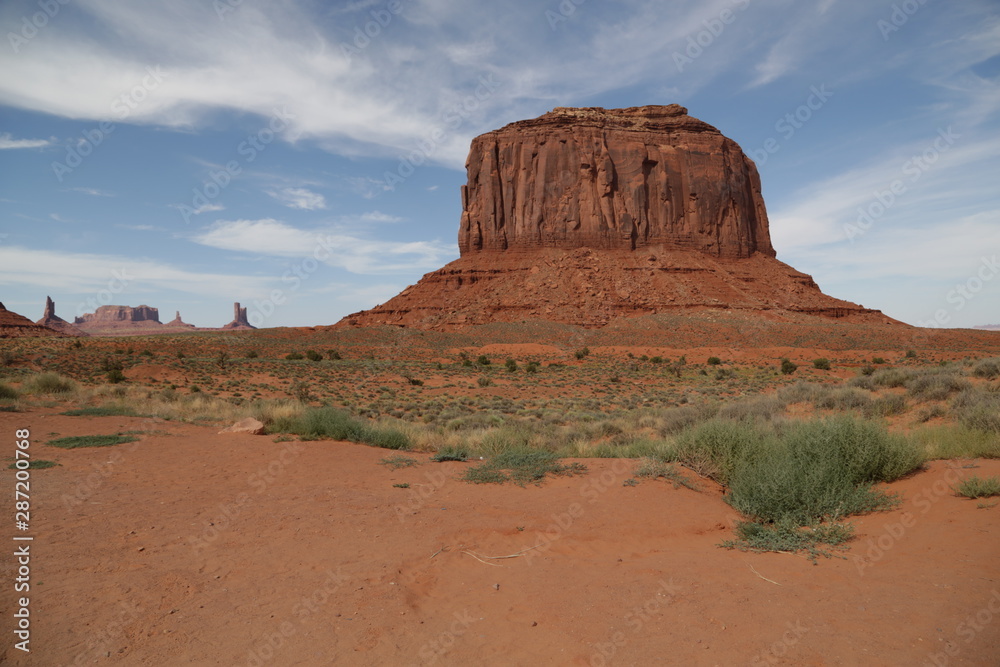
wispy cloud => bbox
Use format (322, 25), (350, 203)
(0, 132), (52, 149)
(49, 213), (76, 223)
(266, 187), (327, 211)
(69, 187), (115, 197)
(191, 218), (454, 274)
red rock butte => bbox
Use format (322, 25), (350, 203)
(339, 105), (896, 330)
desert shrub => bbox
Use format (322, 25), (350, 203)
(870, 367), (910, 388)
(62, 406), (137, 417)
(285, 352), (304, 360)
(714, 368), (735, 380)
(780, 358), (797, 375)
(859, 364), (876, 376)
(305, 350), (323, 362)
(9, 460), (58, 470)
(813, 358), (831, 370)
(778, 381), (825, 405)
(972, 358), (1000, 380)
(863, 394), (908, 418)
(23, 372), (75, 395)
(707, 356), (722, 366)
(872, 357), (887, 364)
(48, 434), (138, 449)
(431, 445), (470, 462)
(246, 350), (259, 359)
(634, 459), (699, 490)
(525, 361), (539, 373)
(816, 387), (872, 412)
(673, 418), (772, 485)
(0, 383), (18, 400)
(722, 519), (854, 561)
(463, 448), (585, 486)
(380, 455), (417, 469)
(574, 347), (590, 360)
(953, 476), (1000, 499)
(505, 359), (518, 372)
(477, 376), (493, 388)
(476, 355), (491, 366)
(327, 349), (342, 360)
(0, 349), (19, 366)
(905, 350), (918, 359)
(726, 417), (920, 524)
(953, 391), (1000, 433)
(650, 356), (664, 364)
(719, 394), (785, 422)
(280, 407), (410, 450)
(905, 370), (970, 401)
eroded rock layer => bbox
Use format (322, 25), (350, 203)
(459, 105), (773, 259)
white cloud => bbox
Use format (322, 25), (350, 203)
(359, 211), (402, 223)
(68, 187), (114, 197)
(0, 245), (274, 302)
(267, 187), (327, 211)
(0, 132), (51, 149)
(49, 213), (76, 223)
(191, 218), (455, 274)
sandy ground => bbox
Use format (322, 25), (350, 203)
(1, 409), (998, 666)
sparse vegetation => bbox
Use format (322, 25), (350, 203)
(813, 358), (831, 370)
(953, 476), (1000, 499)
(48, 434), (139, 449)
(463, 448), (586, 486)
(780, 358), (798, 375)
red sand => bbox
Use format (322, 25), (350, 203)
(2, 409), (998, 665)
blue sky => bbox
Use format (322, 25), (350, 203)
(0, 0), (998, 329)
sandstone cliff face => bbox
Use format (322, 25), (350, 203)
(75, 305), (160, 325)
(36, 297), (88, 336)
(221, 302), (256, 330)
(459, 105), (773, 259)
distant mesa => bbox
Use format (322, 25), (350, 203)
(36, 296), (88, 336)
(167, 310), (196, 329)
(0, 301), (67, 338)
(339, 105), (895, 331)
(220, 302), (256, 330)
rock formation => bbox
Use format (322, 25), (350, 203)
(221, 302), (256, 330)
(166, 311), (195, 329)
(339, 105), (895, 330)
(459, 105), (771, 259)
(36, 296), (88, 336)
(0, 302), (66, 338)
(75, 305), (161, 326)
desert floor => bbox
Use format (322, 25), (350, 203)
(2, 407), (998, 666)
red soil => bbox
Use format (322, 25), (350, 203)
(2, 410), (997, 666)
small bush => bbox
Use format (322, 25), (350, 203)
(505, 359), (518, 373)
(463, 448), (586, 486)
(525, 361), (540, 374)
(674, 419), (771, 485)
(285, 352), (304, 360)
(48, 434), (138, 449)
(707, 356), (722, 366)
(650, 356), (664, 364)
(905, 350), (918, 359)
(477, 376), (493, 387)
(328, 349), (342, 360)
(574, 347), (590, 360)
(860, 365), (876, 376)
(279, 407), (410, 450)
(8, 460), (58, 470)
(972, 358), (1000, 380)
(872, 357), (887, 364)
(23, 372), (75, 395)
(780, 358), (798, 375)
(246, 350), (259, 359)
(953, 476), (1000, 499)
(634, 459), (699, 490)
(476, 355), (491, 366)
(906, 371), (970, 401)
(0, 383), (18, 400)
(431, 445), (470, 462)
(62, 406), (137, 417)
(305, 350), (323, 362)
(380, 455), (418, 469)
(813, 358), (831, 370)
(721, 519), (854, 561)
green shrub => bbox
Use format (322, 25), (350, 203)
(280, 407), (410, 450)
(780, 358), (797, 375)
(813, 358), (831, 370)
(953, 476), (1000, 499)
(380, 455), (418, 469)
(477, 376), (493, 387)
(8, 460), (58, 470)
(972, 358), (1000, 380)
(726, 417), (920, 524)
(476, 355), (491, 366)
(431, 445), (470, 462)
(0, 383), (18, 400)
(525, 361), (540, 373)
(246, 350), (259, 359)
(674, 418), (772, 485)
(863, 394), (908, 418)
(62, 406), (137, 417)
(707, 356), (722, 366)
(327, 349), (342, 360)
(650, 356), (664, 364)
(574, 347), (590, 360)
(23, 372), (75, 395)
(634, 459), (699, 490)
(505, 359), (518, 372)
(463, 448), (586, 486)
(905, 370), (970, 400)
(872, 357), (887, 364)
(285, 352), (304, 360)
(860, 364), (876, 376)
(721, 518), (854, 561)
(816, 387), (872, 412)
(305, 350), (323, 362)
(48, 434), (138, 449)
(905, 350), (918, 359)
